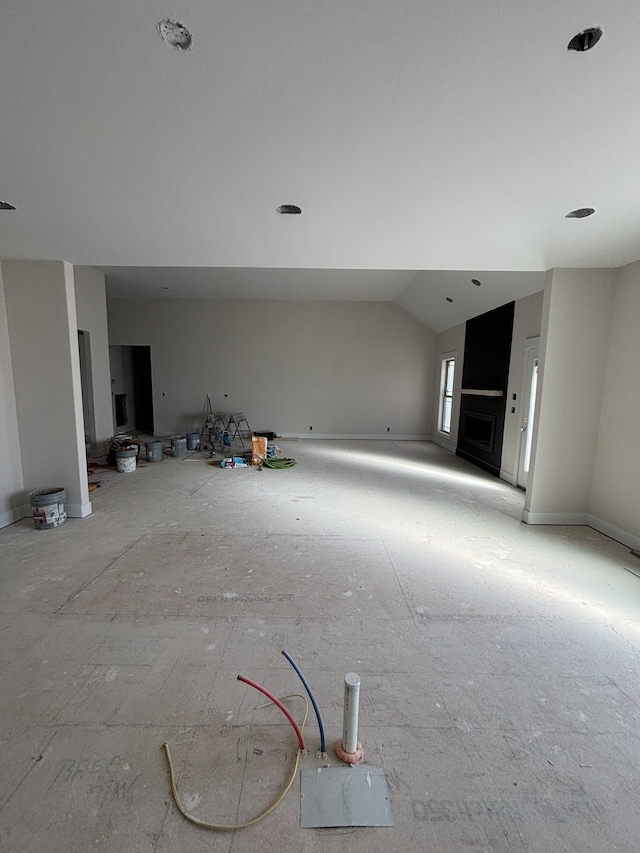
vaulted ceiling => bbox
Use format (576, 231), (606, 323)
(1, 2), (636, 330)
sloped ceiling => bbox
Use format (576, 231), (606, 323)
(395, 270), (546, 332)
(1, 2), (636, 330)
(99, 266), (546, 332)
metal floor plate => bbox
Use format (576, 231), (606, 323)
(300, 766), (394, 828)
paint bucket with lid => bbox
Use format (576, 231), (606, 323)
(115, 447), (137, 473)
(145, 440), (163, 462)
(170, 436), (187, 458)
(30, 487), (67, 529)
(186, 432), (200, 451)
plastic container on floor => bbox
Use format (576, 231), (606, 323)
(186, 432), (200, 451)
(115, 447), (137, 473)
(30, 487), (67, 529)
(170, 436), (187, 458)
(145, 440), (163, 462)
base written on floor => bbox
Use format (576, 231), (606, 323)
(300, 766), (393, 828)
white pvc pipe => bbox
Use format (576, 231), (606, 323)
(342, 672), (361, 754)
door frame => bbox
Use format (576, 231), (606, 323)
(516, 336), (540, 489)
(78, 329), (96, 453)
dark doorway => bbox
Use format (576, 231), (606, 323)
(131, 346), (154, 432)
(78, 330), (95, 452)
(109, 345), (154, 434)
(114, 393), (128, 428)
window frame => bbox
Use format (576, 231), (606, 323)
(438, 352), (456, 436)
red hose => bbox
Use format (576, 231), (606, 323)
(237, 675), (306, 751)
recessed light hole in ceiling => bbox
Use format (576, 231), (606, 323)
(471, 278), (482, 286)
(446, 297), (454, 303)
(158, 20), (193, 50)
(277, 205), (302, 214)
(566, 207), (595, 218)
(568, 27), (603, 52)
(0, 201), (16, 210)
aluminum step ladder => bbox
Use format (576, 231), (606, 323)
(227, 411), (252, 446)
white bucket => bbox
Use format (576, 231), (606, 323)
(115, 448), (137, 473)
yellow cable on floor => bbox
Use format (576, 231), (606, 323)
(162, 693), (309, 831)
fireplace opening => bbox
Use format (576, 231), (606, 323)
(462, 411), (496, 451)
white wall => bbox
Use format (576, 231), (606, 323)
(500, 290), (544, 482)
(0, 264), (25, 527)
(107, 298), (436, 438)
(431, 322), (465, 453)
(3, 261), (91, 519)
(524, 268), (616, 524)
(589, 261), (640, 549)
(74, 266), (113, 454)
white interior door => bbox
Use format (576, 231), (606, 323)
(517, 338), (540, 489)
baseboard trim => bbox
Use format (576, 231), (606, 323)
(430, 436), (457, 454)
(0, 504), (30, 529)
(522, 509), (640, 551)
(67, 501), (92, 519)
(522, 510), (589, 525)
(586, 514), (640, 552)
(280, 434), (431, 441)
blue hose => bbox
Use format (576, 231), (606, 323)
(282, 649), (326, 754)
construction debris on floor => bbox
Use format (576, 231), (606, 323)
(220, 456), (249, 468)
(6, 441), (638, 850)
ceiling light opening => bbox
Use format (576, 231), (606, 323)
(446, 297), (454, 303)
(158, 20), (193, 50)
(568, 27), (603, 52)
(566, 207), (595, 219)
(277, 204), (302, 215)
(471, 278), (482, 287)
(0, 201), (16, 210)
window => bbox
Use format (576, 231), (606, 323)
(439, 355), (456, 434)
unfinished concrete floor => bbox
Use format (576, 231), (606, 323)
(1, 439), (640, 852)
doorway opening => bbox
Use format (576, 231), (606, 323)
(78, 330), (95, 455)
(109, 345), (154, 435)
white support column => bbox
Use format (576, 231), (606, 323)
(524, 268), (615, 526)
(3, 260), (91, 519)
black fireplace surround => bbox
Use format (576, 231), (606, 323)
(457, 302), (514, 477)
